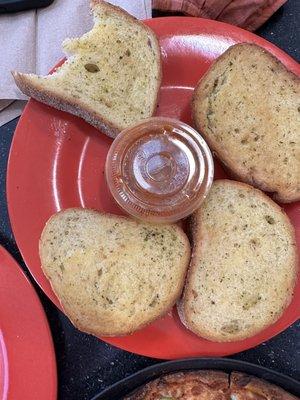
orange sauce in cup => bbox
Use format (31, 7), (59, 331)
(105, 117), (214, 223)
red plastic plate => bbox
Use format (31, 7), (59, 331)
(0, 246), (57, 399)
(7, 17), (300, 359)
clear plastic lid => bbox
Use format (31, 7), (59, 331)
(105, 117), (214, 223)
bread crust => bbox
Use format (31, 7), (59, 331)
(192, 43), (300, 203)
(180, 179), (298, 342)
(39, 208), (190, 337)
(12, 0), (162, 139)
(12, 71), (120, 138)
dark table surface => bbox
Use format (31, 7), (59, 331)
(0, 1), (299, 399)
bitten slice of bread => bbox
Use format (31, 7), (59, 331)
(13, 0), (161, 138)
(180, 180), (297, 342)
(192, 43), (300, 203)
(39, 208), (190, 336)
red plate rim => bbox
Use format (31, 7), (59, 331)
(7, 17), (300, 359)
(0, 246), (57, 399)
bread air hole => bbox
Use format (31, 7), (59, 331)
(149, 294), (160, 307)
(84, 63), (100, 72)
(265, 215), (275, 224)
(242, 294), (262, 310)
(249, 238), (259, 247)
(221, 320), (240, 334)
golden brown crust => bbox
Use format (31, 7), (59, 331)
(192, 43), (300, 203)
(12, 71), (120, 138)
(125, 370), (230, 399)
(180, 179), (298, 342)
(12, 0), (162, 139)
(125, 371), (299, 400)
(230, 372), (299, 399)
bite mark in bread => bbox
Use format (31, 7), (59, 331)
(13, 0), (162, 138)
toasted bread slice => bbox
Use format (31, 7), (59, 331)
(125, 371), (229, 399)
(192, 43), (300, 203)
(13, 0), (161, 138)
(180, 180), (297, 342)
(39, 208), (190, 336)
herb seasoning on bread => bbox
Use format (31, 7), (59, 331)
(180, 180), (297, 342)
(192, 43), (300, 203)
(13, 1), (162, 138)
(39, 208), (190, 336)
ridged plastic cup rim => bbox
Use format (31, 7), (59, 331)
(105, 117), (214, 223)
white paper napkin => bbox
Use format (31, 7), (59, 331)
(0, 0), (152, 126)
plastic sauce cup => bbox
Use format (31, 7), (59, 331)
(105, 117), (214, 223)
